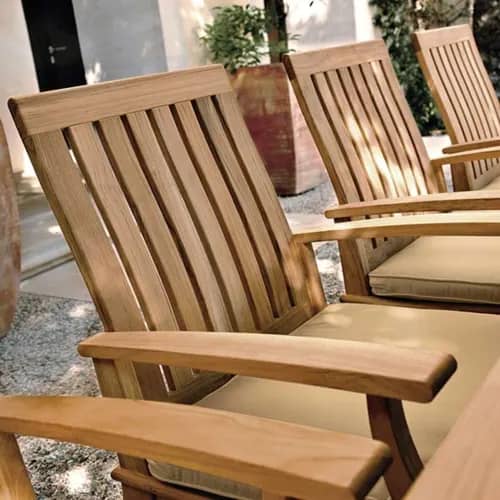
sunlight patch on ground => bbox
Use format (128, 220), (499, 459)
(316, 257), (336, 275)
(69, 303), (94, 318)
(48, 225), (62, 235)
(66, 466), (90, 495)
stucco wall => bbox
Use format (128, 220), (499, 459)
(0, 0), (38, 174)
(158, 0), (263, 70)
(73, 0), (168, 83)
(158, 0), (374, 70)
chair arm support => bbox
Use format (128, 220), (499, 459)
(431, 145), (500, 168)
(79, 331), (455, 403)
(442, 137), (500, 154)
(293, 212), (500, 243)
(324, 191), (500, 219)
(0, 396), (391, 500)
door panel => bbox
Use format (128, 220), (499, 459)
(22, 0), (86, 91)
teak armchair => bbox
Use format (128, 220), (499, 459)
(9, 67), (500, 499)
(0, 396), (392, 500)
(284, 40), (500, 313)
(413, 25), (500, 191)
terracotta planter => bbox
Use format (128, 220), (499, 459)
(231, 63), (326, 195)
(0, 120), (20, 337)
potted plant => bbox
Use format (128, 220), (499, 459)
(201, 3), (325, 195)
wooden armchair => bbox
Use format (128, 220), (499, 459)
(284, 40), (500, 313)
(413, 25), (500, 192)
(9, 66), (500, 500)
(0, 396), (391, 499)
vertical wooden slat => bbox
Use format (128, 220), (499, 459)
(147, 105), (258, 332)
(377, 59), (436, 192)
(449, 43), (494, 173)
(125, 110), (234, 332)
(311, 71), (385, 249)
(326, 69), (388, 198)
(68, 123), (195, 390)
(97, 116), (207, 332)
(194, 96), (292, 320)
(311, 72), (376, 202)
(459, 41), (499, 139)
(337, 66), (400, 198)
(287, 75), (362, 204)
(29, 131), (145, 330)
(462, 40), (500, 175)
(67, 123), (177, 330)
(349, 64), (409, 197)
(359, 62), (419, 196)
(215, 92), (313, 317)
(438, 45), (485, 175)
(27, 131), (168, 401)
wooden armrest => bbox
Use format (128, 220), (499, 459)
(0, 396), (391, 500)
(431, 145), (500, 168)
(443, 138), (500, 154)
(293, 211), (500, 242)
(324, 191), (500, 219)
(405, 359), (500, 499)
(79, 331), (455, 403)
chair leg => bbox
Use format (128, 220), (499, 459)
(0, 432), (36, 499)
(122, 484), (155, 500)
(367, 396), (423, 500)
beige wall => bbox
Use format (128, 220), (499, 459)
(159, 0), (374, 70)
(0, 0), (38, 174)
(158, 0), (263, 70)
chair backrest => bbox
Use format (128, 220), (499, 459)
(284, 41), (441, 283)
(413, 25), (500, 190)
(10, 67), (321, 402)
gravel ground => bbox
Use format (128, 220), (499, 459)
(0, 181), (344, 499)
(0, 293), (118, 499)
(279, 179), (336, 214)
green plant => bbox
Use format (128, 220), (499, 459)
(201, 5), (267, 73)
(201, 3), (299, 73)
(370, 0), (470, 134)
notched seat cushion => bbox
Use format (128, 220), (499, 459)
(149, 303), (500, 500)
(481, 173), (500, 191)
(369, 236), (500, 304)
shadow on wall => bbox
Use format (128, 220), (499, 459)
(72, 0), (168, 83)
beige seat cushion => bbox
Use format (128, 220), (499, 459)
(480, 173), (500, 191)
(369, 236), (500, 304)
(149, 303), (500, 499)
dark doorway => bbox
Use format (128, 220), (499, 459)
(22, 0), (87, 92)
